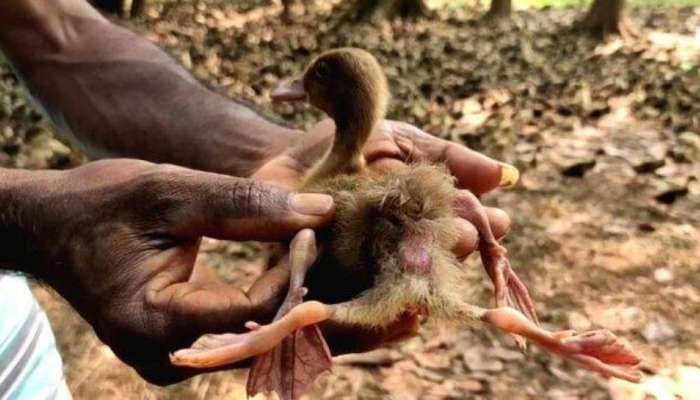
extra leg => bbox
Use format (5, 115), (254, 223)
(246, 230), (333, 400)
(455, 190), (538, 348)
(479, 307), (642, 382)
(170, 230), (335, 370)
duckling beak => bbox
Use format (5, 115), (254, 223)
(271, 78), (307, 102)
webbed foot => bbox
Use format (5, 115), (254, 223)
(482, 307), (642, 382)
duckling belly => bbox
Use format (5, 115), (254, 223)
(301, 164), (468, 328)
(326, 275), (441, 327)
(304, 250), (378, 305)
(320, 248), (477, 328)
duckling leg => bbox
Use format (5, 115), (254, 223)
(246, 230), (333, 400)
(169, 300), (334, 368)
(455, 191), (539, 326)
(460, 305), (642, 382)
(170, 230), (335, 376)
(455, 190), (538, 350)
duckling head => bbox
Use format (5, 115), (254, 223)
(272, 48), (389, 172)
(273, 48), (388, 128)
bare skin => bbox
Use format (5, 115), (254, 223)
(172, 230), (642, 383)
(170, 230), (331, 369)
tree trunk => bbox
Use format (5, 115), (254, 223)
(281, 0), (302, 21)
(130, 0), (148, 17)
(89, 0), (123, 14)
(90, 0), (148, 18)
(578, 0), (634, 39)
(353, 0), (429, 22)
(484, 0), (511, 20)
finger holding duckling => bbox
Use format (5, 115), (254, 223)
(364, 118), (520, 194)
(272, 117), (519, 195)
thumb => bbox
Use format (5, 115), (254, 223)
(166, 172), (334, 241)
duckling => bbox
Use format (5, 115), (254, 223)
(268, 48), (535, 326)
(171, 48), (642, 400)
(270, 48), (474, 319)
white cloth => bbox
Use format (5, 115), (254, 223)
(0, 274), (71, 400)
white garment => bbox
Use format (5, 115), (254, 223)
(0, 274), (71, 400)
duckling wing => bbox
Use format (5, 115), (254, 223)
(247, 324), (331, 400)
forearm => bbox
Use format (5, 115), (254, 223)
(0, 0), (298, 177)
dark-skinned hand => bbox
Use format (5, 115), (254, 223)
(7, 159), (337, 385)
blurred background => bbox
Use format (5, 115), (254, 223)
(2, 0), (699, 398)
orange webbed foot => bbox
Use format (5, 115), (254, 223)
(455, 190), (539, 349)
(482, 307), (642, 382)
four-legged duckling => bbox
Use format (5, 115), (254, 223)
(171, 48), (641, 400)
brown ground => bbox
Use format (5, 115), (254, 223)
(2, 1), (700, 399)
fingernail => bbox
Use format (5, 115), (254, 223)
(499, 163), (520, 188)
(291, 193), (334, 216)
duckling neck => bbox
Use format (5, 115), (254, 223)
(331, 116), (376, 169)
(304, 108), (380, 185)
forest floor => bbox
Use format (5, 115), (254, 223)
(2, 1), (699, 399)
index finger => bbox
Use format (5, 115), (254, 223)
(388, 121), (519, 194)
(444, 144), (519, 194)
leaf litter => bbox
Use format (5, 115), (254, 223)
(1, 1), (699, 399)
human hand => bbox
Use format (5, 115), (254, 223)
(1, 159), (337, 384)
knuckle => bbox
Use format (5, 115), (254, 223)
(455, 189), (480, 206)
(118, 166), (194, 226)
(130, 166), (187, 204)
(394, 120), (426, 138)
(130, 166), (170, 193)
(229, 179), (288, 218)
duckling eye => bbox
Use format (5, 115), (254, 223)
(314, 61), (329, 80)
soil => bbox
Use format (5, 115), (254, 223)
(1, 1), (699, 399)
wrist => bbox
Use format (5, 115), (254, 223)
(0, 169), (32, 271)
(0, 168), (62, 274)
(203, 111), (301, 178)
